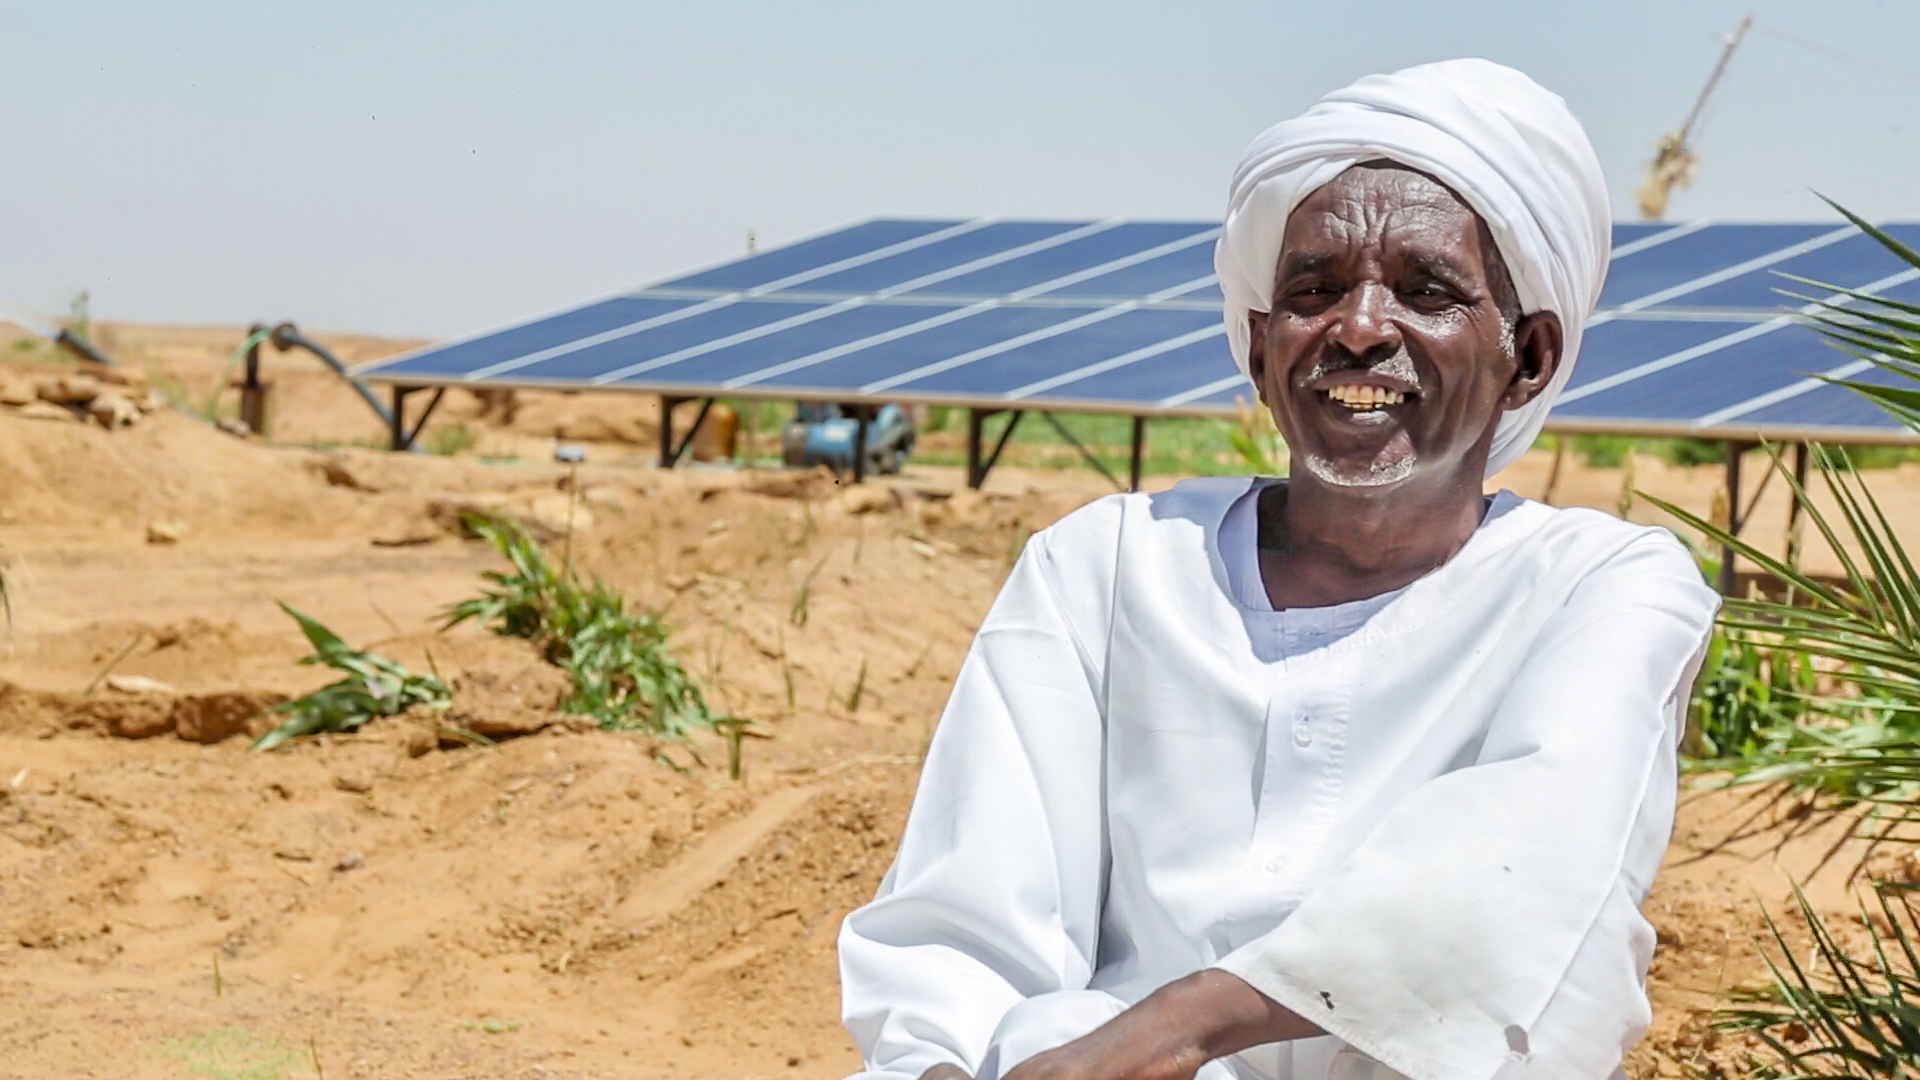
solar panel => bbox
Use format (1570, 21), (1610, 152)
(356, 217), (1920, 465)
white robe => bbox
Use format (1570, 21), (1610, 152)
(839, 477), (1719, 1080)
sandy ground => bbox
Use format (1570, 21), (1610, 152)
(0, 322), (1910, 1079)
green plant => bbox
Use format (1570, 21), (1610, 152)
(1229, 398), (1285, 474)
(459, 1019), (524, 1035)
(444, 513), (761, 774)
(1566, 435), (1726, 469)
(1652, 209), (1920, 812)
(1658, 443), (1920, 811)
(789, 555), (827, 628)
(846, 657), (869, 712)
(1685, 624), (1819, 761)
(1715, 882), (1920, 1078)
(1652, 207), (1920, 1073)
(424, 423), (477, 456)
(253, 602), (451, 751)
(156, 1028), (302, 1080)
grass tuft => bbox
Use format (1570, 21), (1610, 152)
(424, 423), (477, 456)
(156, 1029), (302, 1080)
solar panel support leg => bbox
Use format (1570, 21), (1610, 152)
(1040, 412), (1122, 491)
(1129, 416), (1146, 492)
(967, 410), (985, 488)
(662, 398), (714, 469)
(659, 396), (683, 468)
(388, 386), (445, 452)
(389, 386), (410, 451)
(966, 409), (1024, 490)
(852, 405), (872, 484)
(1719, 441), (1753, 596)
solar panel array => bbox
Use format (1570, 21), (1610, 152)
(357, 218), (1920, 443)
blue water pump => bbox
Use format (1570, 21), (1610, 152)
(781, 403), (916, 477)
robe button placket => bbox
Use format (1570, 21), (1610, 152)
(1293, 716), (1314, 747)
(1264, 856), (1285, 873)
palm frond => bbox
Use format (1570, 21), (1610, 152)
(1716, 882), (1920, 1077)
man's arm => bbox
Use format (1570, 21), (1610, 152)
(1001, 970), (1320, 1080)
(1012, 534), (1713, 1080)
(1205, 534), (1717, 1080)
(842, 527), (1115, 1080)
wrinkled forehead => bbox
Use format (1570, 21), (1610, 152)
(1274, 162), (1519, 313)
(1278, 163), (1490, 269)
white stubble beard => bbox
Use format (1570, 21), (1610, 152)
(1299, 345), (1422, 489)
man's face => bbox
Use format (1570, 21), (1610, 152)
(1248, 164), (1545, 490)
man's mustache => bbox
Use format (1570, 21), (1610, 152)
(1302, 346), (1423, 392)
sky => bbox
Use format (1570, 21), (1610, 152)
(2, 1), (1915, 339)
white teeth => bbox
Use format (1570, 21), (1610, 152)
(1324, 386), (1406, 409)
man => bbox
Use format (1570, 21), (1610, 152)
(839, 59), (1719, 1080)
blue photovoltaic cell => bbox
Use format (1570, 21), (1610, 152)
(502, 299), (829, 382)
(1878, 275), (1920, 307)
(1671, 230), (1920, 311)
(744, 306), (1113, 392)
(901, 222), (1215, 299)
(1740, 368), (1908, 429)
(774, 222), (1088, 296)
(896, 309), (1222, 396)
(1610, 223), (1680, 248)
(1175, 380), (1257, 411)
(1560, 325), (1848, 421)
(1043, 244), (1220, 302)
(660, 219), (965, 291)
(1056, 341), (1240, 406)
(1563, 319), (1754, 389)
(359, 218), (1920, 439)
(577, 302), (967, 387)
(381, 296), (703, 377)
(1598, 224), (1832, 308)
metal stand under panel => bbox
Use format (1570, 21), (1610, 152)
(964, 408), (1146, 492)
(657, 395), (715, 469)
(387, 386), (446, 452)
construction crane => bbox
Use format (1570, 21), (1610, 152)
(1637, 14), (1753, 221)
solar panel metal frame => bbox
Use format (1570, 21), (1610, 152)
(355, 216), (1920, 449)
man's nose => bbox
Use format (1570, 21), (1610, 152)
(1327, 282), (1401, 356)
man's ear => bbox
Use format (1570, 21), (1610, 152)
(1502, 310), (1563, 410)
(1247, 311), (1270, 406)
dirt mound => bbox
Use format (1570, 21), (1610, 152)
(0, 406), (361, 534)
(0, 678), (286, 742)
(0, 718), (919, 1078)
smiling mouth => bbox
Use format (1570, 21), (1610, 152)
(1323, 384), (1414, 410)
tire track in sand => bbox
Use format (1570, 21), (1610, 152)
(613, 783), (821, 928)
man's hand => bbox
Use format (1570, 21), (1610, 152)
(919, 1066), (972, 1080)
(1002, 970), (1319, 1080)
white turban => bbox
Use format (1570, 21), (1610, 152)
(1215, 58), (1611, 477)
